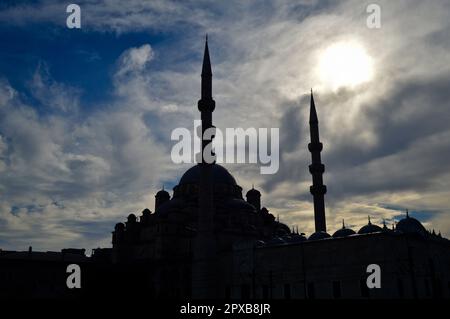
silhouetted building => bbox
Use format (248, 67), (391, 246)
(108, 39), (450, 299)
(1, 39), (450, 299)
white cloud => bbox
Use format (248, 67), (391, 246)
(28, 63), (81, 113)
(0, 79), (16, 106)
(116, 44), (154, 77)
(1, 0), (450, 250)
(0, 47), (177, 250)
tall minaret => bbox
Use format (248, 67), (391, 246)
(308, 90), (327, 232)
(198, 35), (215, 154)
(192, 36), (217, 298)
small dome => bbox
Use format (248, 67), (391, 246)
(288, 233), (307, 243)
(333, 228), (356, 238)
(127, 214), (137, 223)
(179, 164), (237, 186)
(396, 211), (427, 236)
(358, 217), (382, 234)
(308, 231), (331, 241)
(246, 187), (261, 197)
(333, 220), (356, 238)
(381, 220), (393, 232)
(156, 189), (170, 198)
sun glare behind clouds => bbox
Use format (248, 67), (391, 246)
(317, 41), (374, 91)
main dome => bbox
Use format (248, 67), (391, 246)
(178, 164), (237, 186)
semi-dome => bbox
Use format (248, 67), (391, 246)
(396, 211), (427, 236)
(358, 217), (382, 234)
(308, 231), (331, 241)
(225, 198), (256, 212)
(156, 198), (184, 215)
(179, 164), (237, 186)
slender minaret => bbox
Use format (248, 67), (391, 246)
(192, 36), (217, 298)
(308, 90), (327, 232)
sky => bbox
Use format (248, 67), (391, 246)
(0, 0), (450, 252)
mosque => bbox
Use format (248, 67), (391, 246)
(109, 39), (450, 299)
(0, 39), (449, 299)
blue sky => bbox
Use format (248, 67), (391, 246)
(0, 23), (171, 110)
(1, 0), (450, 251)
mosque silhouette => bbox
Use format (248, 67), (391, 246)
(0, 39), (449, 299)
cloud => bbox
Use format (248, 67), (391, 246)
(0, 79), (15, 106)
(0, 0), (214, 33)
(1, 0), (450, 250)
(0, 47), (176, 251)
(116, 44), (154, 77)
(28, 62), (81, 113)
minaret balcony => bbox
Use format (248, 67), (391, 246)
(309, 163), (325, 174)
(308, 142), (323, 152)
(198, 99), (215, 112)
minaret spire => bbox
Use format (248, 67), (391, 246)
(201, 35), (213, 100)
(192, 36), (217, 299)
(308, 90), (327, 232)
(310, 88), (318, 124)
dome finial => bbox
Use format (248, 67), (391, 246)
(382, 219), (389, 230)
(342, 219), (345, 229)
(368, 215), (371, 224)
(406, 209), (409, 218)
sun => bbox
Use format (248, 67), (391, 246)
(318, 41), (374, 90)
